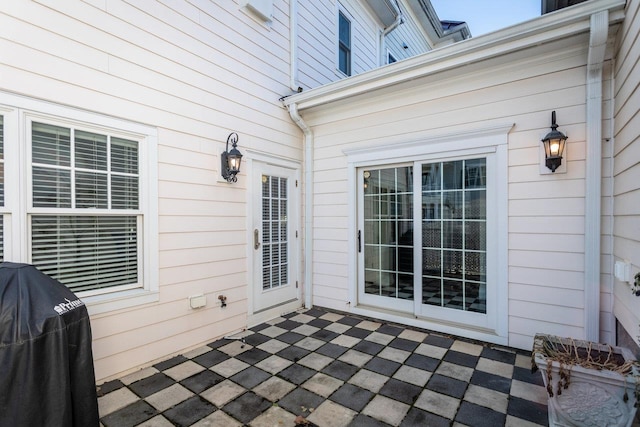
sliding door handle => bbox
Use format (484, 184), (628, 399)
(254, 229), (261, 250)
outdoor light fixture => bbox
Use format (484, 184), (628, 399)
(541, 111), (568, 173)
(221, 132), (243, 183)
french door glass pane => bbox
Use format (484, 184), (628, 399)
(363, 166), (413, 300)
(422, 159), (487, 313)
(31, 215), (139, 292)
(262, 175), (288, 290)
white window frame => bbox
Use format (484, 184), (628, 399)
(345, 123), (512, 345)
(337, 5), (353, 76)
(0, 92), (158, 315)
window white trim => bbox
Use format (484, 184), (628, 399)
(0, 91), (158, 315)
(346, 123), (512, 345)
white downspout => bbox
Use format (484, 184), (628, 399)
(289, 0), (300, 91)
(288, 103), (313, 309)
(584, 10), (608, 342)
(379, 9), (402, 65)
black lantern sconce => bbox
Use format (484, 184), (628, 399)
(541, 111), (568, 173)
(221, 132), (243, 183)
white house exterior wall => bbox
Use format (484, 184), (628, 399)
(297, 27), (618, 349)
(613, 0), (640, 349)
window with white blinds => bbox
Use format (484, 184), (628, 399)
(30, 121), (141, 293)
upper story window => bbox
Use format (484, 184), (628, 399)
(338, 10), (352, 76)
(388, 52), (397, 64)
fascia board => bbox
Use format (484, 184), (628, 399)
(283, 0), (625, 111)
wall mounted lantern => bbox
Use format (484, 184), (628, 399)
(221, 132), (243, 183)
(541, 111), (568, 173)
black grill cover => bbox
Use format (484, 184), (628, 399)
(0, 262), (99, 427)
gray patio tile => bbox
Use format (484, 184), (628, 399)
(135, 415), (174, 427)
(415, 342), (448, 359)
(230, 366), (271, 389)
(210, 358), (250, 377)
(393, 365), (431, 387)
(259, 325), (287, 337)
(163, 360), (205, 381)
(362, 395), (410, 426)
(307, 399), (357, 427)
(476, 357), (514, 378)
(401, 408), (450, 427)
(464, 383), (509, 414)
(302, 372), (344, 397)
(191, 410), (243, 427)
(294, 336), (325, 351)
(101, 400), (157, 427)
(510, 379), (548, 405)
(330, 334), (361, 348)
(398, 329), (428, 342)
(414, 389), (460, 419)
(377, 346), (410, 363)
(98, 387), (140, 417)
(182, 345), (213, 359)
(222, 392), (271, 425)
(297, 352), (334, 371)
(119, 367), (159, 385)
(329, 383), (374, 412)
(348, 369), (389, 393)
(455, 400), (506, 427)
(378, 378), (422, 405)
(324, 322), (352, 334)
(254, 354), (293, 374)
(277, 388), (325, 418)
(505, 414), (547, 427)
(257, 338), (290, 354)
(290, 313), (315, 323)
(364, 331), (395, 346)
(249, 406), (297, 427)
(319, 312), (344, 322)
(253, 376), (296, 402)
(145, 383), (193, 411)
(200, 379), (245, 407)
(451, 340), (484, 356)
(278, 363), (317, 385)
(163, 396), (215, 426)
(292, 324), (321, 336)
(338, 349), (373, 367)
(218, 340), (251, 356)
(436, 360), (474, 382)
(180, 369), (224, 394)
(355, 320), (382, 331)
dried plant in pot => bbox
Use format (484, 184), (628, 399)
(532, 333), (640, 427)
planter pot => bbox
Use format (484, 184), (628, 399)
(533, 334), (639, 427)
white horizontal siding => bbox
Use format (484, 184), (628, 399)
(612, 0), (640, 350)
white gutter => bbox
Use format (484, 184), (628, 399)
(288, 103), (313, 309)
(584, 9), (609, 342)
(289, 0), (299, 91)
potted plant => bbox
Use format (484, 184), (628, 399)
(532, 333), (640, 427)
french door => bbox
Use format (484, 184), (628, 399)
(358, 158), (491, 327)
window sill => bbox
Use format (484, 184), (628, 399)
(83, 288), (159, 316)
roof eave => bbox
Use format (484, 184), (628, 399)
(283, 0), (625, 111)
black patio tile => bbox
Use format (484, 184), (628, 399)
(308, 318), (332, 329)
(276, 331), (306, 344)
(426, 373), (468, 399)
(249, 322), (271, 333)
(376, 324), (403, 336)
(282, 311), (298, 318)
(101, 400), (157, 427)
(443, 350), (479, 368)
(304, 308), (326, 318)
(400, 407), (450, 427)
(378, 378), (422, 405)
(207, 338), (229, 349)
(97, 379), (124, 397)
(277, 319), (303, 330)
(337, 316), (362, 326)
(153, 354), (188, 371)
(470, 370), (511, 394)
(514, 365), (546, 386)
(222, 391), (272, 425)
(276, 345), (311, 362)
(363, 357), (401, 377)
(278, 363), (317, 385)
(230, 366), (271, 389)
(235, 347), (271, 365)
(344, 327), (372, 339)
(180, 369), (224, 394)
(193, 349), (230, 368)
(163, 396), (215, 427)
(278, 388), (325, 418)
(316, 342), (349, 358)
(348, 414), (393, 426)
(507, 396), (548, 425)
(388, 337), (419, 352)
(329, 383), (374, 412)
(404, 353), (440, 371)
(423, 334), (454, 348)
(244, 332), (271, 347)
(353, 340), (384, 356)
(322, 360), (360, 381)
(128, 373), (175, 398)
(455, 401), (506, 427)
(311, 328), (340, 342)
(481, 346), (517, 364)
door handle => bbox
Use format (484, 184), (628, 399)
(254, 229), (261, 250)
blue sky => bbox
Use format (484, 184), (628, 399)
(431, 0), (542, 36)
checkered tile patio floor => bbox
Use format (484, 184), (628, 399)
(97, 307), (551, 427)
